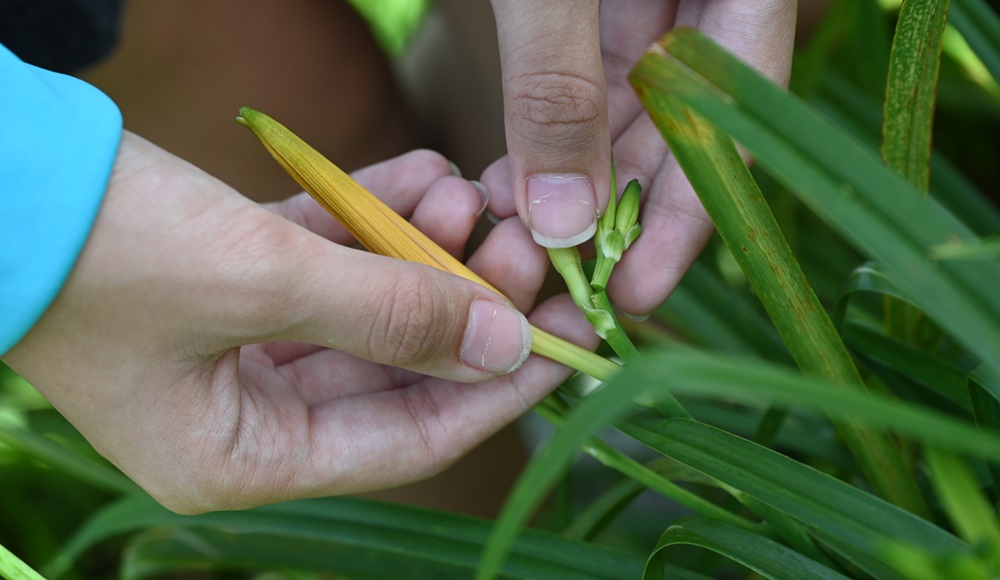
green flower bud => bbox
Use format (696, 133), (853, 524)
(615, 179), (642, 233)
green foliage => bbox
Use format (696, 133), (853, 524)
(4, 1), (1000, 578)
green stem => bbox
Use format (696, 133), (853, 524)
(547, 247), (596, 313)
(531, 327), (621, 383)
(536, 398), (761, 533)
(591, 291), (640, 363)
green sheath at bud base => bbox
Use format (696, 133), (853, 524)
(592, 179), (644, 291)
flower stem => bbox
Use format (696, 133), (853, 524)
(531, 327), (621, 383)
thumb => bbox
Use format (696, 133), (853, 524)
(270, 243), (533, 383)
(492, 0), (610, 248)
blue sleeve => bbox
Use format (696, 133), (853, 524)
(0, 43), (122, 355)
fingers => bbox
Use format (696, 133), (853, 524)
(492, 0), (611, 248)
(466, 217), (549, 312)
(281, 295), (598, 498)
(607, 164), (715, 316)
(676, 0), (797, 88)
(599, 0), (677, 139)
(257, 241), (532, 383)
(409, 176), (487, 258)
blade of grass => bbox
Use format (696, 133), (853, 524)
(926, 447), (1000, 570)
(881, 0), (950, 345)
(883, 0), (950, 192)
(813, 72), (1000, 235)
(0, 543), (45, 580)
(949, 0), (1000, 85)
(643, 518), (850, 580)
(624, 351), (1000, 464)
(0, 428), (139, 496)
(630, 28), (1000, 378)
(832, 261), (912, 333)
(969, 364), (1000, 490)
(632, 88), (926, 514)
(620, 415), (970, 572)
(535, 397), (756, 532)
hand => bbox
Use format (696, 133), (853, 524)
(485, 0), (797, 316)
(1, 133), (596, 513)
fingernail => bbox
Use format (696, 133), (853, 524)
(485, 210), (503, 225)
(461, 299), (532, 375)
(448, 161), (463, 177)
(622, 311), (650, 322)
(527, 174), (597, 248)
(470, 180), (490, 216)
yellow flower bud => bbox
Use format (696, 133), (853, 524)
(237, 107), (620, 382)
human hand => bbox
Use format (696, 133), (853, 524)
(1, 133), (596, 513)
(485, 0), (797, 316)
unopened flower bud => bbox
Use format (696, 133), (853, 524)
(615, 179), (642, 233)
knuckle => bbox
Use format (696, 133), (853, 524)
(508, 71), (605, 147)
(370, 271), (451, 368)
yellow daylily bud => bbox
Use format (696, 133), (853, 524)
(237, 107), (620, 383)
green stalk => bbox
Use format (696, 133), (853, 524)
(591, 291), (640, 363)
(536, 398), (757, 532)
(531, 327), (621, 383)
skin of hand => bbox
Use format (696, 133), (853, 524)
(1, 132), (597, 514)
(485, 0), (797, 316)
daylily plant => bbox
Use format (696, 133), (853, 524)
(237, 107), (621, 383)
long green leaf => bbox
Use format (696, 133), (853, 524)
(643, 518), (850, 580)
(969, 364), (1000, 489)
(926, 447), (1000, 571)
(477, 366), (685, 580)
(630, 29), (1000, 378)
(47, 495), (643, 580)
(634, 78), (926, 514)
(883, 0), (951, 191)
(619, 416), (969, 571)
(812, 72), (1000, 235)
(0, 428), (139, 496)
(0, 543), (45, 580)
(534, 399), (755, 531)
(624, 351), (1000, 464)
(949, 0), (1000, 85)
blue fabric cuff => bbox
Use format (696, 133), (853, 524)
(0, 43), (122, 355)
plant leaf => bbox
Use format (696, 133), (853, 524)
(632, 71), (926, 514)
(949, 0), (1000, 85)
(629, 29), (1000, 379)
(883, 0), (951, 191)
(925, 447), (1000, 571)
(620, 415), (969, 574)
(47, 495), (643, 580)
(0, 543), (45, 580)
(643, 518), (850, 580)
